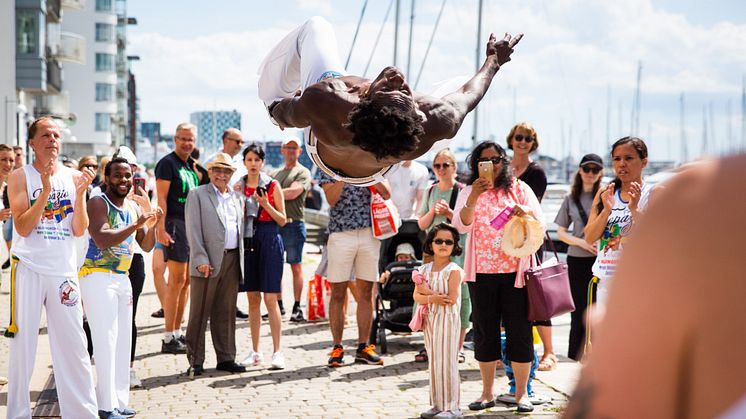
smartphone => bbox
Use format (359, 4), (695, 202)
(133, 177), (146, 196)
(256, 186), (267, 197)
(478, 161), (494, 181)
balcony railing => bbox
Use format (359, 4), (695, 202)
(61, 0), (86, 10)
(47, 59), (62, 94)
(51, 32), (86, 64)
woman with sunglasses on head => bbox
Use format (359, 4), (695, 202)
(452, 141), (544, 413)
(416, 148), (470, 364)
(505, 122), (557, 372)
(554, 154), (604, 361)
(585, 137), (654, 307)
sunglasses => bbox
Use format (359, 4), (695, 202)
(513, 134), (534, 143)
(581, 166), (602, 174)
(432, 162), (452, 170)
(82, 164), (99, 170)
(227, 138), (245, 145)
(433, 238), (455, 246)
(477, 156), (506, 165)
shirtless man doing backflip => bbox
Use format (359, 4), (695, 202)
(259, 17), (522, 186)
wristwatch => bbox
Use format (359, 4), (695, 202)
(267, 101), (281, 126)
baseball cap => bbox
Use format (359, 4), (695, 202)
(579, 153), (603, 167)
(282, 137), (302, 147)
(395, 243), (416, 259)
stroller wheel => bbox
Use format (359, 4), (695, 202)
(378, 326), (387, 354)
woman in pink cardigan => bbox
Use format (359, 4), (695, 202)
(452, 141), (544, 413)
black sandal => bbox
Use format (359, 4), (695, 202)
(414, 348), (428, 363)
(468, 399), (496, 411)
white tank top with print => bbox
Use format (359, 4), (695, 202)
(11, 164), (79, 277)
(591, 182), (653, 280)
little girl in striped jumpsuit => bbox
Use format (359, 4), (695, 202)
(413, 223), (464, 419)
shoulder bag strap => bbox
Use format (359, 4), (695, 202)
(574, 197), (589, 225)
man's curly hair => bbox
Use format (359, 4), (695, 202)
(346, 99), (424, 161)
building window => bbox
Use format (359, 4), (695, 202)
(95, 83), (114, 102)
(95, 23), (114, 42)
(16, 10), (38, 55)
(95, 113), (111, 132)
(95, 0), (113, 12)
(95, 53), (115, 72)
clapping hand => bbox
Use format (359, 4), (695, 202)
(628, 181), (642, 212)
(75, 167), (96, 196)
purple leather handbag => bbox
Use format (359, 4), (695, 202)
(524, 234), (575, 321)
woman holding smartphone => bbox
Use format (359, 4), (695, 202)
(452, 141), (544, 413)
(236, 143), (288, 370)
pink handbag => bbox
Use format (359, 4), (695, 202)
(524, 234), (575, 321)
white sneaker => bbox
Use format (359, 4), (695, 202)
(240, 351), (263, 367)
(129, 369), (142, 389)
(270, 352), (285, 370)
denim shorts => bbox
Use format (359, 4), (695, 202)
(279, 221), (306, 264)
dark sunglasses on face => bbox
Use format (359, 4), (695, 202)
(581, 166), (602, 174)
(433, 238), (455, 246)
(432, 162), (452, 170)
(82, 164), (98, 170)
(513, 134), (534, 143)
(477, 156), (506, 165)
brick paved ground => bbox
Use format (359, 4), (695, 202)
(1, 248), (578, 418)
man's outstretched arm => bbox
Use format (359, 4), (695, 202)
(429, 33), (523, 138)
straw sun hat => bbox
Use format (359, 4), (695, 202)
(501, 214), (544, 258)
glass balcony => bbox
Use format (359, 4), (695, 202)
(51, 32), (85, 64)
(61, 0), (86, 10)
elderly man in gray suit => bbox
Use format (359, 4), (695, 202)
(184, 153), (246, 376)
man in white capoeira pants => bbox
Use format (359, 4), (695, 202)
(80, 157), (161, 419)
(5, 117), (98, 418)
(258, 16), (522, 187)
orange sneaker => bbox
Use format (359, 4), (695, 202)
(327, 345), (344, 367)
(355, 344), (384, 365)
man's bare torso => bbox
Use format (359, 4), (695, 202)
(304, 76), (454, 178)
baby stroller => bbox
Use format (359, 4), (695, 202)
(369, 220), (426, 353)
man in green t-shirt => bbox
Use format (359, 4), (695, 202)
(272, 137), (312, 322)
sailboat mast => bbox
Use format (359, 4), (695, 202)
(407, 0), (415, 79)
(472, 0), (483, 147)
(393, 0), (400, 66)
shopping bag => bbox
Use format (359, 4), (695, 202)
(369, 187), (401, 240)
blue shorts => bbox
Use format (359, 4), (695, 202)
(279, 221), (306, 265)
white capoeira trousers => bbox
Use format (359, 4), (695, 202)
(80, 270), (133, 412)
(258, 16), (346, 107)
(7, 261), (97, 419)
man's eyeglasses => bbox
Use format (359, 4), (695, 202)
(513, 134), (534, 143)
(477, 156), (506, 165)
(432, 162), (452, 170)
(211, 167), (234, 175)
(433, 239), (455, 246)
(581, 166), (602, 174)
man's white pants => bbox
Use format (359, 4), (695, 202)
(7, 262), (97, 419)
(258, 16), (346, 107)
(80, 270), (133, 412)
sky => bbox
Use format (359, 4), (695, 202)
(126, 0), (746, 163)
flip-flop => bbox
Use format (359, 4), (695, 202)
(458, 351), (466, 363)
(467, 399), (496, 411)
(538, 353), (557, 371)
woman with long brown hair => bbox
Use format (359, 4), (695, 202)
(554, 154), (604, 361)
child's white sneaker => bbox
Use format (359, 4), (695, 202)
(270, 352), (285, 370)
(433, 410), (463, 419)
(240, 351), (263, 367)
